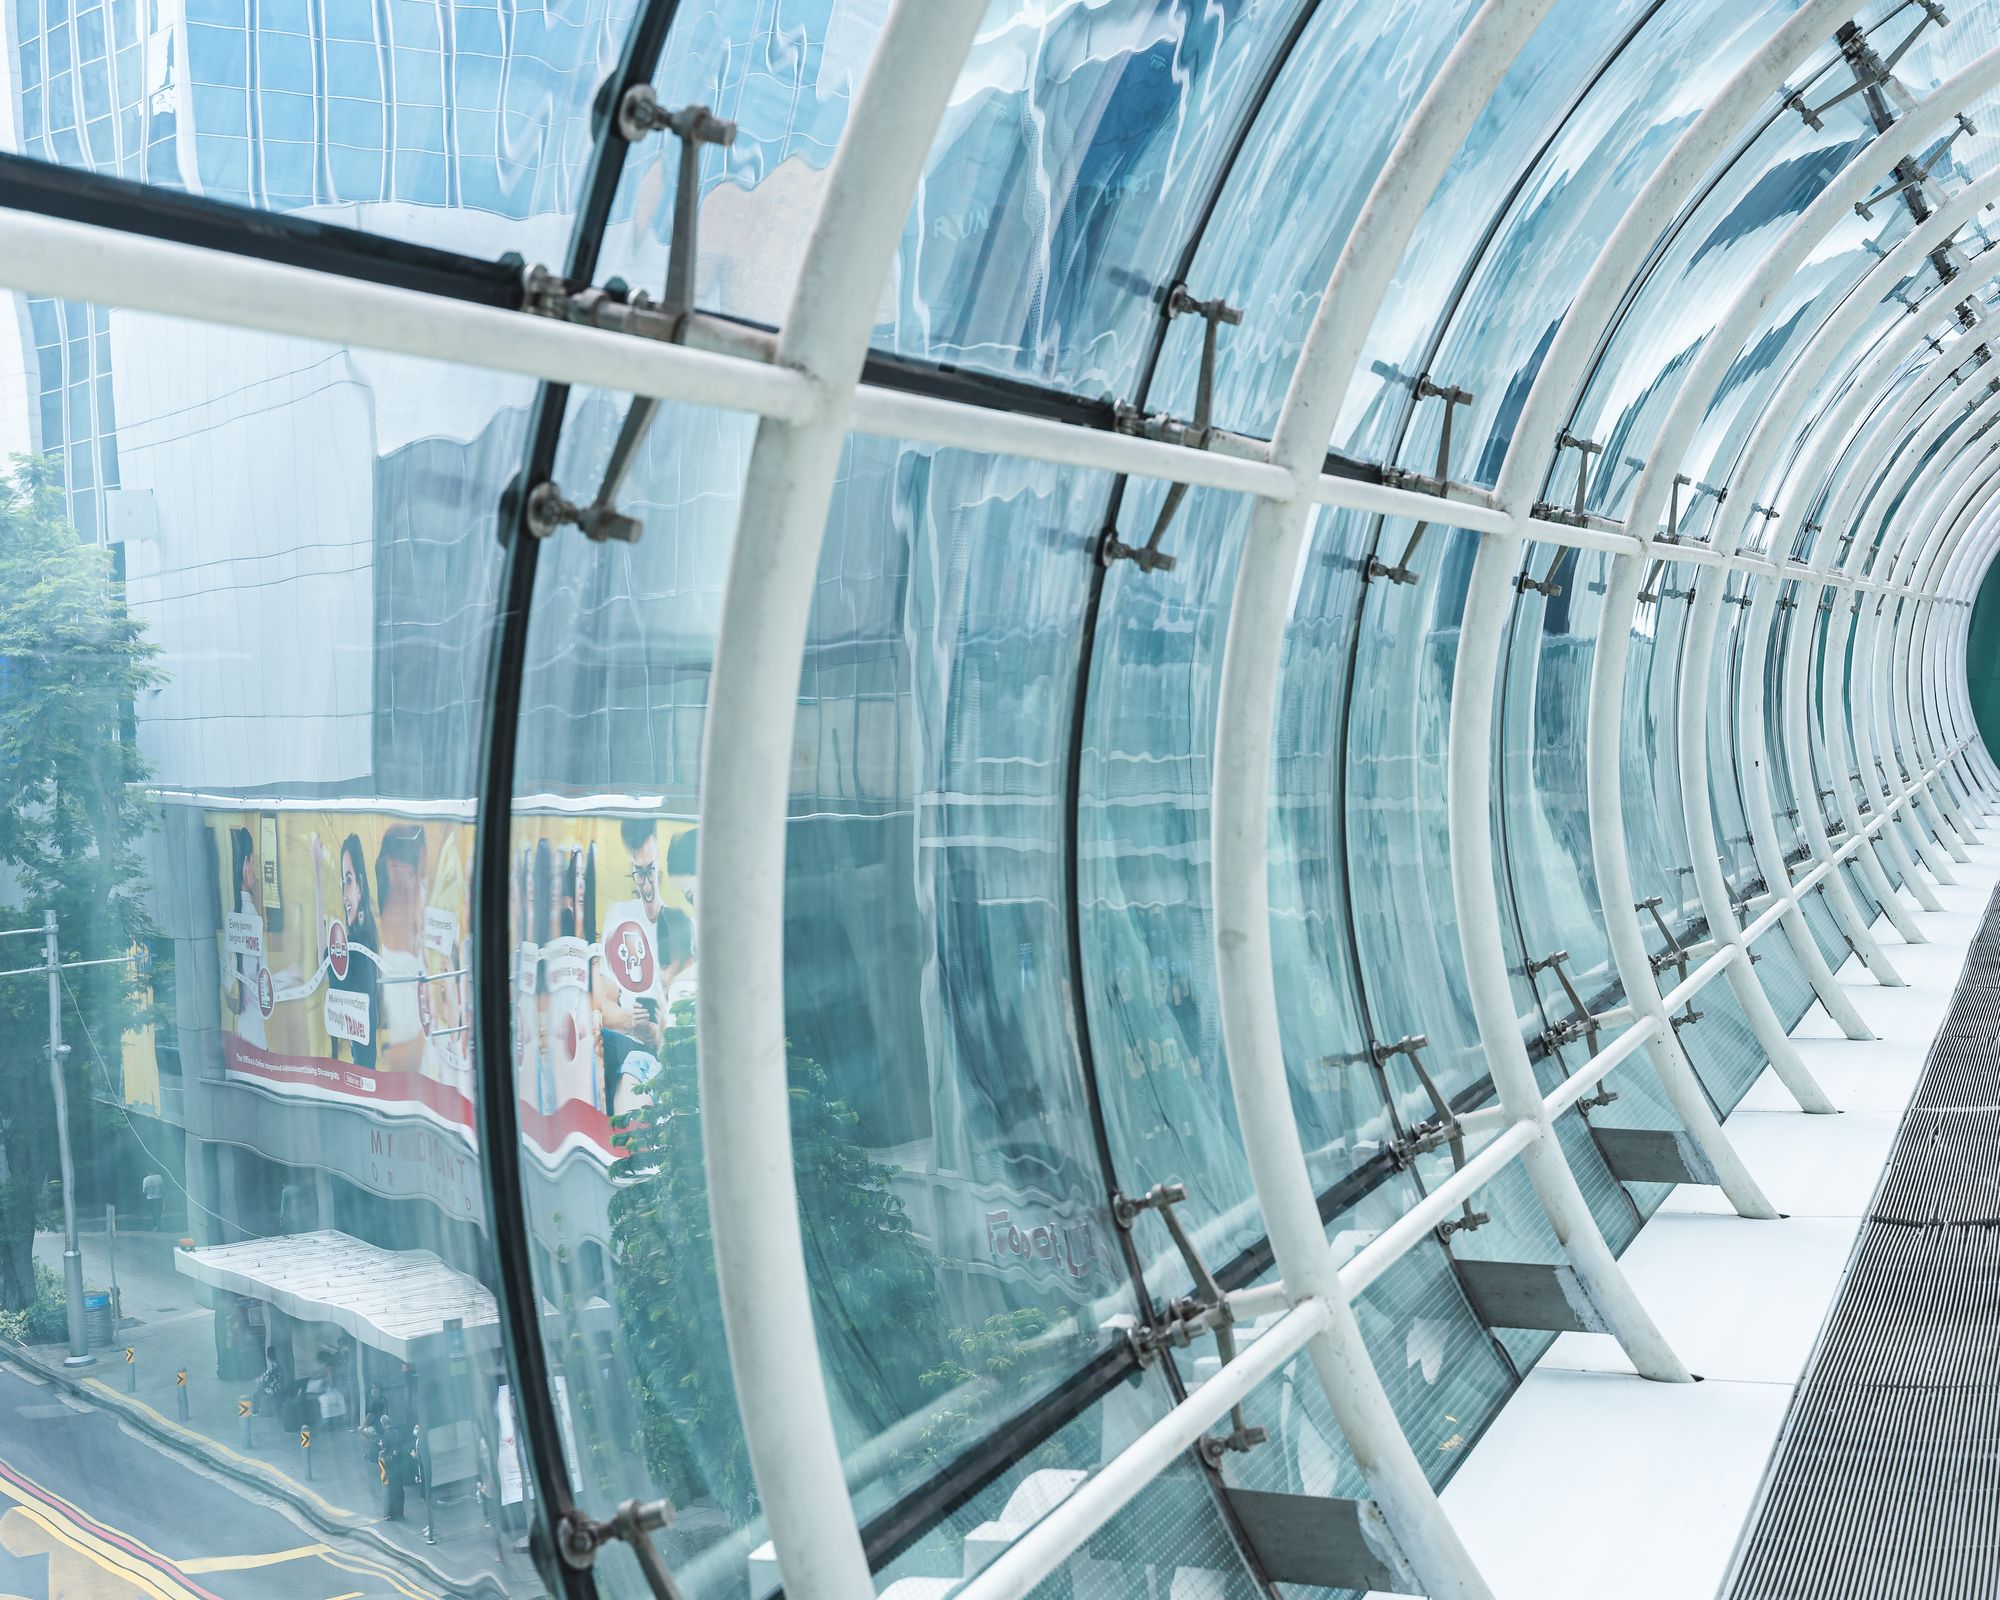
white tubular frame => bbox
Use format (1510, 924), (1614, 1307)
(1808, 367), (1997, 922)
(1683, 169), (2000, 1036)
(1909, 466), (2000, 793)
(1823, 394), (1969, 909)
(1202, 7), (1551, 1596)
(1792, 346), (1976, 912)
(1593, 49), (2000, 1133)
(1456, 0), (1856, 1240)
(20, 8), (2000, 1594)
(1853, 398), (2000, 877)
(1856, 444), (2000, 856)
(1908, 500), (1997, 811)
(1779, 355), (1958, 942)
(693, 6), (986, 1597)
(1453, 0), (1849, 1247)
(1714, 229), (2000, 1007)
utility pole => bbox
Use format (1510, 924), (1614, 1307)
(46, 910), (92, 1367)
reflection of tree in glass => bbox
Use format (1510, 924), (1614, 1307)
(0, 459), (160, 1310)
(916, 1304), (1099, 1467)
(607, 1002), (950, 1520)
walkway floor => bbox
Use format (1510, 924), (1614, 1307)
(1369, 830), (2000, 1600)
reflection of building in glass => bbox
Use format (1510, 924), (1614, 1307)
(2, 0), (618, 532)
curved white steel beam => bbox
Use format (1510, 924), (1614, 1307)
(1809, 367), (2000, 918)
(1926, 465), (2000, 706)
(692, 7), (987, 1597)
(1671, 165), (2000, 1041)
(1578, 49), (2000, 1141)
(1773, 341), (1970, 949)
(1577, 32), (2000, 1160)
(1863, 395), (2000, 867)
(1210, 4), (1642, 1582)
(1824, 377), (1990, 902)
(1698, 180), (2000, 1005)
(1877, 442), (2000, 820)
(1910, 468), (2000, 802)
(1892, 450), (2000, 816)
(1450, 0), (1856, 1229)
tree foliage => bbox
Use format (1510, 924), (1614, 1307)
(606, 1003), (952, 1521)
(0, 457), (159, 1309)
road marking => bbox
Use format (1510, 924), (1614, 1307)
(0, 1452), (441, 1600)
(316, 1546), (444, 1600)
(179, 1541), (328, 1572)
(0, 1458), (222, 1599)
(0, 1504), (192, 1599)
(81, 1377), (360, 1523)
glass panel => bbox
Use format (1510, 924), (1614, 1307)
(8, 0), (634, 252)
(1, 297), (537, 1595)
(1396, 0), (1806, 487)
(510, 416), (1135, 1595)
(884, 0), (1320, 397)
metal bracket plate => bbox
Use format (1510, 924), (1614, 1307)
(1592, 1126), (1722, 1187)
(1454, 1259), (1610, 1334)
(1225, 1488), (1421, 1595)
(1081, 1478), (1419, 1594)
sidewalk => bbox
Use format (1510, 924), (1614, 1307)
(24, 1226), (539, 1599)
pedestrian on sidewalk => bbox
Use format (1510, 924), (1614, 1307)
(364, 1383), (420, 1521)
(141, 1171), (164, 1233)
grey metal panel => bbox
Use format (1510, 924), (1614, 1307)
(1592, 1125), (1722, 1187)
(1454, 1259), (1610, 1334)
(1729, 887), (2000, 1597)
(1223, 1488), (1418, 1594)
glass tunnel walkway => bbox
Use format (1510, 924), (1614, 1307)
(4, 0), (2000, 1596)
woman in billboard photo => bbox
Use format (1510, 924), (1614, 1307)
(315, 831), (383, 1069)
(373, 824), (430, 1072)
(220, 825), (267, 1050)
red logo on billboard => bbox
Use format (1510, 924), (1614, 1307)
(417, 977), (434, 1037)
(608, 920), (654, 994)
(256, 967), (275, 1018)
(328, 920), (349, 981)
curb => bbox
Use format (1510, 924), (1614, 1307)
(2, 1338), (515, 1600)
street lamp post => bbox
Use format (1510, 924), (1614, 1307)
(46, 910), (92, 1367)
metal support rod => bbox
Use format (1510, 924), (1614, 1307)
(45, 912), (91, 1367)
(1209, 4), (1569, 1586)
(1492, 1), (1860, 1224)
(1698, 173), (2000, 1026)
(694, 7), (988, 1598)
(953, 1299), (1335, 1600)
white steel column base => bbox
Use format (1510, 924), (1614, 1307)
(1368, 832), (2000, 1600)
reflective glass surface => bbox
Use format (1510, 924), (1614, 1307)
(9, 2), (2000, 1596)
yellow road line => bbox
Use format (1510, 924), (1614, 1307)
(82, 1377), (364, 1524)
(314, 1545), (443, 1600)
(0, 1503), (191, 1600)
(7, 1402), (445, 1600)
(179, 1541), (329, 1573)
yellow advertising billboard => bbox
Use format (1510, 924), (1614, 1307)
(203, 804), (694, 1165)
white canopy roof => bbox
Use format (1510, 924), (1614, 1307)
(175, 1229), (499, 1362)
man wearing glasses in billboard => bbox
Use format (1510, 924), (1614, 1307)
(595, 819), (695, 1116)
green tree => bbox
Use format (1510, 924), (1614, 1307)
(0, 457), (159, 1310)
(606, 1005), (951, 1520)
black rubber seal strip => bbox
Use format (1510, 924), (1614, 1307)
(469, 4), (686, 1594)
(0, 151), (526, 309)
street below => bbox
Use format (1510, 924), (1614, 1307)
(0, 1361), (442, 1600)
